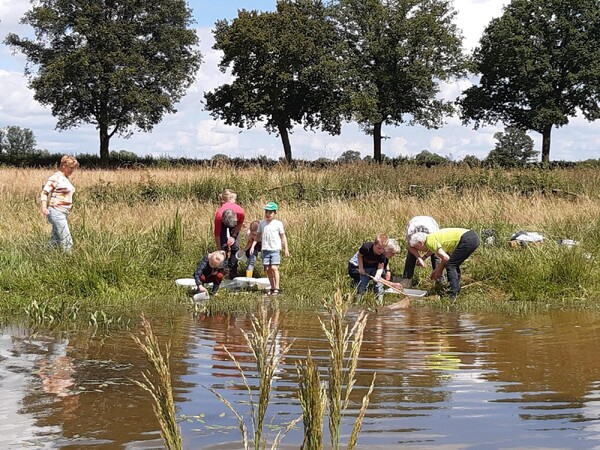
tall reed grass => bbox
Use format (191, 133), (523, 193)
(132, 314), (182, 450)
(206, 304), (297, 449)
(321, 290), (375, 450)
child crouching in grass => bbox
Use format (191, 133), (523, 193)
(194, 250), (227, 295)
(348, 233), (388, 304)
(258, 202), (289, 296)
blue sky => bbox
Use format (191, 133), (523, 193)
(1, 0), (599, 162)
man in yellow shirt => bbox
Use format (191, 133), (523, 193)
(408, 228), (480, 301)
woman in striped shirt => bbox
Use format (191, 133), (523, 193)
(40, 155), (79, 250)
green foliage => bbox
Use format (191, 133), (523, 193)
(413, 150), (449, 167)
(486, 127), (538, 168)
(333, 0), (468, 161)
(0, 125), (37, 155)
(337, 150), (361, 163)
(205, 0), (347, 163)
(163, 210), (185, 256)
(4, 165), (600, 328)
(5, 0), (202, 163)
(110, 150), (138, 162)
(0, 229), (189, 326)
(461, 154), (482, 168)
(458, 0), (600, 164)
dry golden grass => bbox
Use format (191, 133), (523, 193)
(2, 166), (599, 243)
(4, 164), (600, 318)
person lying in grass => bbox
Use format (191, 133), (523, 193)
(193, 250), (227, 295)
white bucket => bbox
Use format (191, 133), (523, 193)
(236, 249), (248, 262)
(193, 291), (210, 301)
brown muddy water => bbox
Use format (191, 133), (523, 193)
(2, 306), (600, 449)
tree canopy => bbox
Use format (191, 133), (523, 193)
(333, 0), (468, 162)
(204, 0), (348, 163)
(5, 0), (202, 164)
(486, 126), (538, 168)
(0, 126), (37, 155)
(458, 0), (600, 164)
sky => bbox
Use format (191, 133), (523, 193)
(1, 0), (599, 162)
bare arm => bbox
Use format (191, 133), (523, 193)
(357, 253), (365, 275)
(243, 236), (253, 252)
(374, 262), (384, 280)
(281, 233), (289, 257)
(431, 248), (450, 280)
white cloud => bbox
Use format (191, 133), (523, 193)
(430, 136), (445, 152)
(453, 0), (507, 52)
(1, 0), (599, 162)
(0, 70), (56, 127)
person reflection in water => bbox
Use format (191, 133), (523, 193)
(37, 339), (75, 398)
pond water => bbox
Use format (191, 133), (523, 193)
(2, 306), (600, 449)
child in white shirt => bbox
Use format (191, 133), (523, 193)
(257, 202), (289, 296)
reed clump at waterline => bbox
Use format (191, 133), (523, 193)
(2, 164), (600, 326)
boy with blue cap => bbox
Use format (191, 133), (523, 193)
(258, 201), (290, 296)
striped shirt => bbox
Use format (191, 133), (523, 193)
(40, 171), (75, 214)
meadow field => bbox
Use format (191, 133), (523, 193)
(2, 162), (600, 327)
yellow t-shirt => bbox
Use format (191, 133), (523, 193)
(425, 228), (469, 255)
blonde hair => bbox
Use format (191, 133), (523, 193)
(249, 220), (260, 232)
(208, 250), (226, 266)
(218, 188), (237, 203)
(374, 233), (389, 246)
(60, 155), (79, 169)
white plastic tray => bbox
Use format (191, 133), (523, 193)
(175, 278), (197, 288)
(385, 287), (427, 297)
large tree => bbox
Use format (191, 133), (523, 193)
(204, 0), (347, 163)
(5, 0), (202, 164)
(0, 126), (37, 155)
(486, 126), (538, 168)
(333, 0), (467, 162)
(458, 0), (600, 165)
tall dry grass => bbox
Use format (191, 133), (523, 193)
(132, 314), (182, 450)
(2, 164), (600, 323)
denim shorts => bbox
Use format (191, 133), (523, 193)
(262, 249), (281, 266)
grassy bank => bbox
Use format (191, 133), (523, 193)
(1, 163), (600, 326)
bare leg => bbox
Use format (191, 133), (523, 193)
(265, 265), (275, 290)
(272, 265), (280, 290)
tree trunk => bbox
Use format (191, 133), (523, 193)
(277, 123), (292, 164)
(541, 124), (552, 167)
(99, 123), (110, 167)
(373, 121), (383, 163)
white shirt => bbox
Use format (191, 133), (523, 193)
(258, 219), (285, 251)
(406, 216), (439, 238)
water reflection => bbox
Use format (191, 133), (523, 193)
(1, 308), (600, 448)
